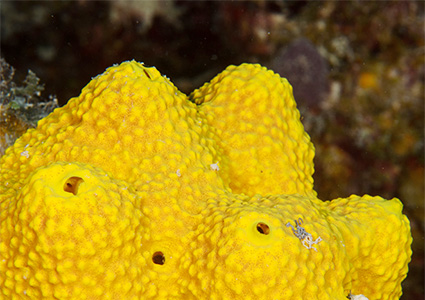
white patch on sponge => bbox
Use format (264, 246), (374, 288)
(349, 293), (369, 300)
(210, 162), (219, 171)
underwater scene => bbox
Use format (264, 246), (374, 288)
(0, 1), (423, 299)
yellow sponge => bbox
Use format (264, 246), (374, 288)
(0, 61), (412, 299)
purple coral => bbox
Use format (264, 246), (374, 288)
(270, 38), (329, 109)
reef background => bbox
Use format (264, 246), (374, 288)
(1, 1), (423, 298)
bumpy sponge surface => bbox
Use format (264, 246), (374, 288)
(0, 61), (412, 299)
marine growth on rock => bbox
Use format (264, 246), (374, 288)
(0, 61), (412, 299)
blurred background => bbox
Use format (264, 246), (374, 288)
(1, 1), (423, 298)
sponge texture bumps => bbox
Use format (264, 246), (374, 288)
(0, 61), (412, 299)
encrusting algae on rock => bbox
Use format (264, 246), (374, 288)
(0, 61), (412, 299)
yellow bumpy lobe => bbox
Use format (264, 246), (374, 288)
(190, 64), (315, 197)
(0, 61), (412, 299)
(2, 162), (147, 298)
